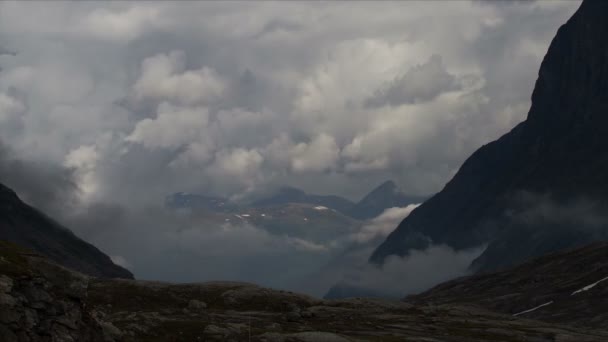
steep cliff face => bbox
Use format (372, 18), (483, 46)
(371, 0), (608, 271)
(0, 183), (133, 279)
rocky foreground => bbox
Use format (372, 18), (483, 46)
(2, 241), (608, 342)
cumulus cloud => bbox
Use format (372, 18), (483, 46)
(0, 1), (580, 201)
(290, 134), (340, 173)
(366, 55), (462, 107)
(131, 51), (225, 106)
(126, 103), (210, 150)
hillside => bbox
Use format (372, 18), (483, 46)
(0, 183), (132, 279)
(3, 240), (607, 342)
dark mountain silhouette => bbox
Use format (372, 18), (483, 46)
(371, 0), (608, 272)
(0, 183), (133, 279)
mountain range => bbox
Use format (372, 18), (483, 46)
(167, 180), (426, 221)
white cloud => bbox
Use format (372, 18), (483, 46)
(79, 6), (164, 42)
(132, 51), (226, 106)
(126, 103), (209, 150)
(211, 148), (264, 183)
(290, 134), (340, 173)
(64, 144), (99, 200)
(350, 204), (420, 243)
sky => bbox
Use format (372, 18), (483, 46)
(0, 1), (582, 294)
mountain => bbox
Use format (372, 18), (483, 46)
(348, 180), (426, 220)
(406, 242), (608, 330)
(251, 186), (355, 215)
(0, 183), (132, 279)
(371, 0), (608, 272)
(3, 240), (607, 342)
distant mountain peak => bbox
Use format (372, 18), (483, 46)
(374, 180), (398, 192)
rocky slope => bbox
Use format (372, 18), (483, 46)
(0, 183), (132, 279)
(371, 0), (608, 272)
(406, 242), (608, 330)
(3, 240), (608, 342)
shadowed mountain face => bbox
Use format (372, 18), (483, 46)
(0, 183), (132, 279)
(406, 242), (608, 330)
(371, 0), (608, 272)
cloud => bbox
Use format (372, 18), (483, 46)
(126, 103), (209, 150)
(350, 204), (420, 243)
(338, 244), (485, 298)
(131, 51), (225, 106)
(79, 6), (164, 42)
(290, 134), (340, 173)
(0, 1), (580, 201)
(366, 55), (462, 107)
(0, 46), (16, 56)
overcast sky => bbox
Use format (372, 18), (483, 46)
(0, 1), (580, 205)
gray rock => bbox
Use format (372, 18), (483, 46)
(187, 299), (207, 311)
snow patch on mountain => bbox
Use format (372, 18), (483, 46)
(513, 301), (553, 317)
(571, 275), (608, 295)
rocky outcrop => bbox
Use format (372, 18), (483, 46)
(0, 183), (132, 279)
(371, 0), (608, 272)
(0, 241), (111, 341)
(3, 239), (608, 341)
